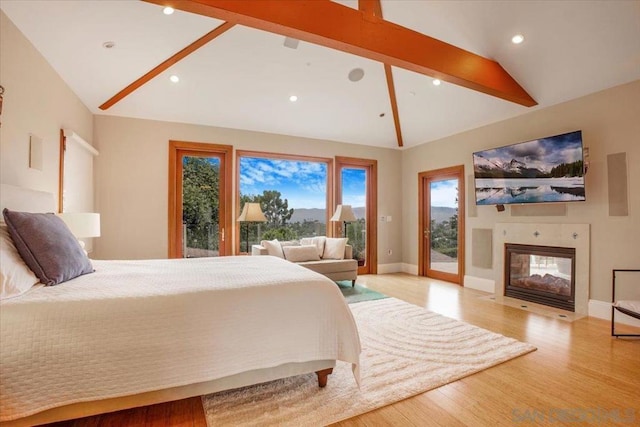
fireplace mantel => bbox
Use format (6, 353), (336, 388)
(493, 223), (590, 316)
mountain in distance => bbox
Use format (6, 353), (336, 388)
(474, 155), (546, 178)
(430, 206), (458, 224)
(288, 206), (455, 224)
(289, 207), (366, 224)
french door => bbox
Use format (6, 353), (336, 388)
(418, 165), (465, 284)
(168, 141), (233, 258)
(335, 157), (377, 275)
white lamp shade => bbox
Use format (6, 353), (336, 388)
(237, 203), (267, 222)
(330, 205), (357, 222)
(57, 212), (101, 238)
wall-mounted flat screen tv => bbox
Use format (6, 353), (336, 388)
(473, 130), (585, 205)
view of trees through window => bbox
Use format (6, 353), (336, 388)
(341, 168), (367, 264)
(239, 156), (330, 252)
(182, 153), (369, 257)
(182, 156), (220, 257)
(429, 179), (459, 266)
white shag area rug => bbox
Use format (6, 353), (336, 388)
(202, 298), (536, 426)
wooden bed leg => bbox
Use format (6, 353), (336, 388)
(352, 279), (356, 287)
(315, 368), (333, 388)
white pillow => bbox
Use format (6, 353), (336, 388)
(260, 239), (285, 258)
(279, 240), (300, 249)
(1, 224), (39, 300)
(283, 245), (321, 262)
(300, 236), (327, 258)
(323, 237), (348, 260)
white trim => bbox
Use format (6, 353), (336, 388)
(589, 299), (640, 327)
(464, 275), (494, 293)
(63, 128), (99, 156)
(588, 299), (612, 320)
(377, 263), (402, 274)
(401, 263), (418, 275)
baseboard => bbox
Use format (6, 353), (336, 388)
(589, 299), (640, 327)
(464, 275), (495, 293)
(401, 263), (418, 275)
(377, 263), (402, 274)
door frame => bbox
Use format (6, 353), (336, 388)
(418, 165), (465, 284)
(168, 141), (233, 258)
(335, 156), (377, 275)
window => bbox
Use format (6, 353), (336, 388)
(336, 157), (377, 274)
(237, 151), (332, 253)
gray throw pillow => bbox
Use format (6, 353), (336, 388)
(2, 208), (94, 286)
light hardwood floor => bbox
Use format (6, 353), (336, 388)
(44, 273), (639, 426)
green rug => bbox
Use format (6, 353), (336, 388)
(336, 281), (388, 304)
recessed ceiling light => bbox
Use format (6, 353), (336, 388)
(289, 95), (298, 102)
(432, 79), (441, 86)
(102, 41), (115, 49)
(169, 75), (179, 83)
(163, 7), (175, 15)
(511, 34), (525, 44)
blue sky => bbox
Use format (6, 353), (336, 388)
(430, 179), (458, 208)
(240, 157), (327, 208)
(341, 168), (366, 207)
(240, 158), (367, 209)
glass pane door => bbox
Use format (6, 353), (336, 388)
(182, 155), (221, 258)
(419, 165), (465, 284)
(341, 168), (367, 269)
(428, 178), (459, 275)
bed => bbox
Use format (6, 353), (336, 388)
(0, 184), (361, 426)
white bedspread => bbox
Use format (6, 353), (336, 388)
(0, 256), (361, 421)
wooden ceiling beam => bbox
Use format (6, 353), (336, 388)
(358, 0), (382, 18)
(360, 0), (403, 147)
(143, 0), (536, 107)
(99, 21), (235, 110)
(383, 64), (403, 147)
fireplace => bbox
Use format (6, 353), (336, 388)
(505, 244), (575, 311)
(494, 223), (589, 317)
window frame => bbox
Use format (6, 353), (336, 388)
(335, 156), (378, 275)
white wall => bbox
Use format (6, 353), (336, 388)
(92, 115), (403, 261)
(0, 10), (93, 206)
(401, 80), (640, 302)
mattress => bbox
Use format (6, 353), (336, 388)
(0, 256), (361, 422)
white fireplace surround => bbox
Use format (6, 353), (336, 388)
(494, 223), (590, 316)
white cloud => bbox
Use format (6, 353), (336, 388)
(343, 194), (366, 207)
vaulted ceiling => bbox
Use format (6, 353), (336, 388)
(2, 0), (639, 149)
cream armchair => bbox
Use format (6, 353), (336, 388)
(252, 238), (358, 286)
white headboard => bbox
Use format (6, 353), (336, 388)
(0, 184), (56, 213)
